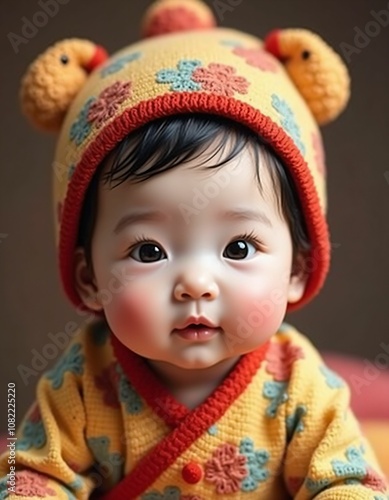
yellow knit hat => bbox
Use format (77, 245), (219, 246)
(20, 0), (350, 311)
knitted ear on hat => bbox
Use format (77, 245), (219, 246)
(20, 39), (108, 132)
(264, 29), (350, 125)
(141, 0), (217, 38)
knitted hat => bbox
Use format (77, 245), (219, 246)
(20, 0), (350, 312)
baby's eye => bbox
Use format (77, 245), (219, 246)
(129, 242), (167, 263)
(223, 238), (258, 260)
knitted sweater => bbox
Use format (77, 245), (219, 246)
(0, 320), (387, 499)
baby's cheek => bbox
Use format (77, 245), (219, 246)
(232, 288), (287, 340)
(105, 287), (152, 334)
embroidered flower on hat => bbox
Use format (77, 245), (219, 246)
(11, 470), (56, 497)
(265, 340), (304, 382)
(239, 438), (270, 492)
(204, 443), (247, 494)
(192, 63), (250, 97)
(100, 52), (141, 77)
(271, 94), (306, 155)
(46, 343), (84, 389)
(220, 40), (243, 48)
(156, 59), (202, 92)
(233, 47), (278, 72)
(88, 81), (132, 128)
(69, 97), (96, 146)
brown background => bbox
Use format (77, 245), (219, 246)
(1, 0), (388, 432)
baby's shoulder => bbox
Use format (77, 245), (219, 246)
(270, 322), (334, 377)
(269, 322), (347, 395)
(48, 318), (114, 376)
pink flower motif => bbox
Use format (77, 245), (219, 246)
(312, 132), (326, 176)
(94, 362), (121, 408)
(67, 460), (82, 473)
(286, 476), (304, 495)
(144, 6), (213, 37)
(233, 47), (278, 72)
(88, 81), (132, 128)
(265, 341), (304, 382)
(14, 470), (56, 497)
(192, 63), (249, 97)
(362, 467), (387, 492)
(204, 443), (247, 494)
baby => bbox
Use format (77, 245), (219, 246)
(1, 0), (388, 498)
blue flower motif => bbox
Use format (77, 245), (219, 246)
(46, 343), (84, 389)
(67, 164), (76, 180)
(90, 320), (110, 346)
(220, 40), (243, 48)
(60, 486), (77, 500)
(207, 424), (218, 436)
(271, 94), (306, 155)
(156, 59), (202, 92)
(286, 404), (307, 439)
(239, 437), (270, 492)
(69, 97), (96, 146)
(331, 445), (367, 478)
(142, 486), (181, 500)
(100, 52), (141, 77)
(68, 476), (83, 491)
(320, 365), (345, 389)
(116, 366), (143, 414)
(87, 435), (123, 485)
(16, 420), (46, 450)
(305, 477), (330, 493)
(0, 477), (8, 500)
(263, 380), (288, 417)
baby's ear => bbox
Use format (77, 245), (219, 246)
(20, 38), (108, 132)
(288, 254), (309, 304)
(73, 247), (103, 312)
(264, 29), (350, 126)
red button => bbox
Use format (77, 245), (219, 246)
(182, 462), (203, 484)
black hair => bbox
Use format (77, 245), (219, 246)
(77, 114), (310, 273)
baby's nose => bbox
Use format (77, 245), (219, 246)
(173, 270), (219, 301)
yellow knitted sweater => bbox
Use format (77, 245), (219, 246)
(0, 321), (387, 499)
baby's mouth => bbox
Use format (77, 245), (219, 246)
(173, 324), (221, 341)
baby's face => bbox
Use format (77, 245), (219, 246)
(85, 141), (305, 370)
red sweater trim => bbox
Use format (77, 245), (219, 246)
(60, 93), (330, 313)
(105, 333), (270, 499)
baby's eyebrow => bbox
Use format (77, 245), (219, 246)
(220, 208), (272, 228)
(113, 209), (168, 234)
